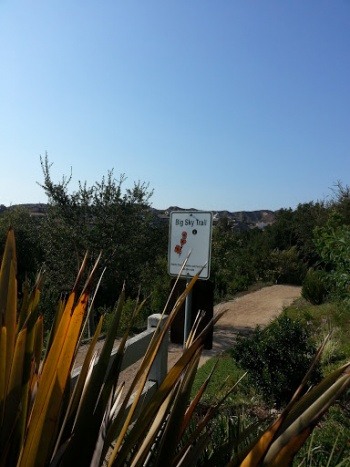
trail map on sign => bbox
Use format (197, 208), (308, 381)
(168, 211), (212, 279)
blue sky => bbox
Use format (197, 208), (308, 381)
(1, 1), (349, 211)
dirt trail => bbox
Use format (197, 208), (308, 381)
(195, 284), (302, 367)
(75, 284), (302, 388)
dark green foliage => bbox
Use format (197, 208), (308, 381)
(267, 208), (295, 251)
(211, 201), (330, 301)
(329, 181), (350, 225)
(266, 246), (307, 285)
(265, 202), (328, 268)
(99, 297), (150, 337)
(37, 154), (167, 314)
(141, 256), (172, 314)
(0, 206), (44, 287)
(211, 225), (272, 301)
(4, 154), (350, 335)
(292, 202), (329, 266)
(302, 268), (327, 305)
(231, 314), (322, 408)
(313, 214), (350, 302)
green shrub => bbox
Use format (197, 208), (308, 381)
(231, 314), (322, 408)
(302, 268), (327, 305)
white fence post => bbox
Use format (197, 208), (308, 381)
(147, 313), (168, 387)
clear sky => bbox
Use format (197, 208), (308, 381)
(1, 1), (349, 212)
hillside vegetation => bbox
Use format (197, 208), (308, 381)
(1, 157), (350, 465)
(0, 157), (349, 332)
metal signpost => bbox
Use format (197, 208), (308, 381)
(168, 211), (213, 346)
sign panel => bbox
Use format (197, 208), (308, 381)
(168, 211), (212, 279)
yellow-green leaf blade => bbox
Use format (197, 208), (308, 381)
(21, 292), (87, 467)
(0, 327), (27, 460)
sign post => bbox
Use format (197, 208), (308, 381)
(168, 211), (213, 346)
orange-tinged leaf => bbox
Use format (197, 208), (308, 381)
(108, 291), (225, 465)
(33, 316), (43, 372)
(263, 372), (350, 465)
(264, 429), (311, 466)
(56, 296), (87, 376)
(112, 318), (216, 466)
(61, 289), (126, 467)
(45, 298), (65, 358)
(151, 350), (201, 467)
(26, 294), (88, 467)
(0, 326), (7, 422)
(277, 361), (350, 435)
(6, 327), (27, 400)
(22, 302), (42, 387)
(107, 289), (197, 461)
(18, 276), (42, 333)
(70, 314), (104, 414)
(0, 229), (16, 321)
(239, 344), (338, 467)
(132, 388), (177, 466)
(19, 292), (88, 467)
(179, 359), (219, 442)
(13, 312), (44, 458)
(117, 270), (203, 413)
(0, 327), (27, 454)
(239, 409), (284, 467)
(17, 279), (30, 332)
(40, 291), (75, 376)
(52, 314), (104, 460)
(2, 247), (17, 393)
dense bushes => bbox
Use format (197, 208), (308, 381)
(3, 156), (350, 333)
(314, 221), (350, 303)
(231, 314), (322, 408)
(32, 155), (170, 330)
(267, 246), (307, 285)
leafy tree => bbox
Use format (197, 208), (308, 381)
(211, 224), (272, 299)
(37, 154), (164, 315)
(211, 224), (241, 299)
(240, 227), (272, 282)
(313, 213), (350, 302)
(329, 181), (350, 225)
(265, 246), (306, 285)
(261, 202), (329, 285)
(266, 208), (295, 251)
(292, 202), (328, 266)
(139, 255), (171, 314)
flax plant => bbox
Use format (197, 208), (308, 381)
(1, 229), (350, 466)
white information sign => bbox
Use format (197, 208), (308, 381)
(168, 211), (212, 280)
